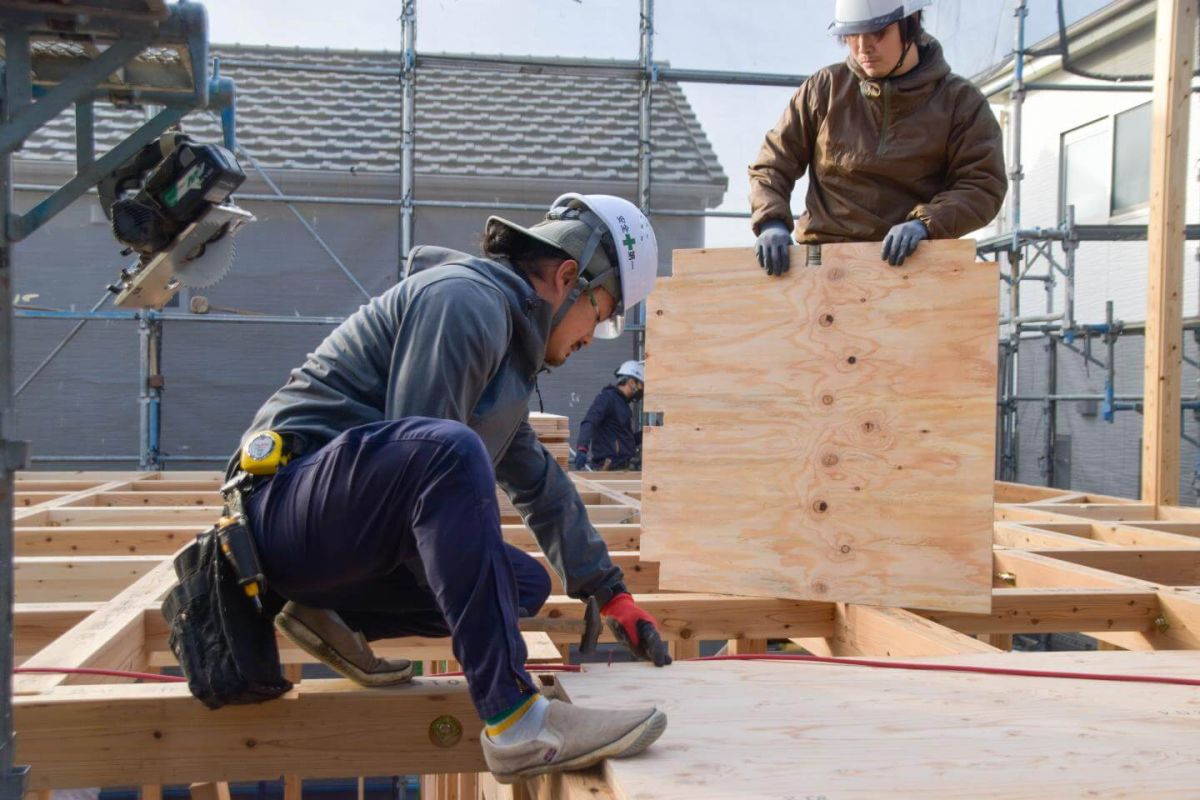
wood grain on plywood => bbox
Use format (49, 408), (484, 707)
(557, 657), (1200, 799)
(642, 243), (995, 612)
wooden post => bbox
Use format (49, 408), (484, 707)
(1142, 0), (1197, 506)
(282, 663), (303, 800)
(189, 783), (232, 800)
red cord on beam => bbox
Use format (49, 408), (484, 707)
(14, 667), (187, 682)
(21, 656), (1193, 690)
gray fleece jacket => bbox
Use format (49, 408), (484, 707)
(238, 245), (625, 603)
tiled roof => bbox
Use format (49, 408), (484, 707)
(17, 44), (727, 192)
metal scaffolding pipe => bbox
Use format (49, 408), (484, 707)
(220, 51), (811, 89)
(0, 88), (21, 800)
(137, 316), (163, 471)
(1009, 0), (1026, 252)
(400, 0), (416, 272)
(638, 0), (654, 215)
(15, 309), (345, 325)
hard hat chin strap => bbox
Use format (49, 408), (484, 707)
(550, 276), (587, 330)
(549, 262), (620, 331)
(880, 35), (915, 80)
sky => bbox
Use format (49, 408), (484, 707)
(197, 0), (1113, 246)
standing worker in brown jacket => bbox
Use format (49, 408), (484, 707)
(749, 0), (1007, 275)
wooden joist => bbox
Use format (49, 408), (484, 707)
(13, 469), (1200, 797)
(14, 679), (486, 790)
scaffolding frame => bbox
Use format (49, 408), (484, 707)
(982, 0), (1200, 496)
(11, 0), (812, 470)
(8, 1), (1197, 485)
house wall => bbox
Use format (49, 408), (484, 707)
(991, 16), (1200, 501)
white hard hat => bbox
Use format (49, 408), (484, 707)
(487, 193), (658, 340)
(829, 0), (930, 35)
(615, 360), (645, 383)
(547, 193), (658, 339)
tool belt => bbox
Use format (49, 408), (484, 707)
(161, 473), (292, 709)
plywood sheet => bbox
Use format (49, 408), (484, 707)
(558, 656), (1200, 799)
(641, 242), (995, 612)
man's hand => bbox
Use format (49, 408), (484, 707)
(754, 220), (793, 277)
(881, 219), (928, 266)
(601, 592), (672, 667)
(573, 447), (589, 471)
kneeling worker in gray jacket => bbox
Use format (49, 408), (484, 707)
(235, 193), (670, 782)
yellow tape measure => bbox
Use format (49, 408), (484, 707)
(239, 430), (290, 476)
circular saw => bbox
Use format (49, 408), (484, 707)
(111, 203), (253, 308)
(103, 133), (255, 309)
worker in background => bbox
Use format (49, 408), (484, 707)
(233, 193), (670, 783)
(749, 0), (1006, 274)
(574, 360), (644, 471)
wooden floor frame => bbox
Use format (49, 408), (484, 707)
(11, 472), (1200, 799)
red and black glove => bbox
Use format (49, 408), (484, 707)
(601, 592), (672, 667)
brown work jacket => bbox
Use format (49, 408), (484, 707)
(748, 35), (1006, 243)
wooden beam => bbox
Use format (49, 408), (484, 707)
(15, 555), (162, 602)
(14, 556), (177, 695)
(993, 522), (1110, 550)
(992, 550), (1158, 591)
(138, 594), (835, 656)
(17, 503), (635, 527)
(13, 602), (101, 660)
(12, 478), (134, 520)
(570, 475), (641, 512)
(924, 588), (1159, 635)
(1035, 548), (1200, 585)
(13, 523), (642, 556)
(148, 631), (565, 669)
(528, 594), (835, 642)
(521, 765), (617, 800)
(14, 526), (196, 557)
(14, 679), (485, 790)
(1142, 0), (1196, 506)
(822, 604), (1000, 657)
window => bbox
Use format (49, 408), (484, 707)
(1060, 119), (1109, 224)
(1111, 101), (1151, 214)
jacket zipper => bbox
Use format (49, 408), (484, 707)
(876, 81), (892, 155)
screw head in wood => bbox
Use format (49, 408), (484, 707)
(429, 715), (463, 748)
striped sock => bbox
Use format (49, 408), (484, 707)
(485, 694), (549, 745)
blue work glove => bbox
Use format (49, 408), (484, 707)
(881, 219), (928, 266)
(754, 220), (793, 277)
(573, 447), (589, 471)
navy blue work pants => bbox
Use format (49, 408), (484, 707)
(244, 418), (550, 719)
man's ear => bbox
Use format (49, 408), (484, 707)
(555, 259), (580, 289)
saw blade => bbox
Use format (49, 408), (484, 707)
(174, 222), (235, 289)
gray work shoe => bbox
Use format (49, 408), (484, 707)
(481, 698), (667, 784)
(275, 601), (414, 687)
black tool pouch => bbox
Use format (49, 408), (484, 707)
(161, 530), (292, 709)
